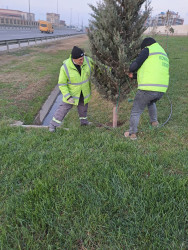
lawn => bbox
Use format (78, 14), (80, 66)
(0, 35), (187, 249)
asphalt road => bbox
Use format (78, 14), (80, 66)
(0, 28), (82, 41)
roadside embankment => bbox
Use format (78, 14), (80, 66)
(0, 34), (88, 125)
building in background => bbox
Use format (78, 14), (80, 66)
(0, 8), (35, 21)
(146, 10), (184, 27)
(46, 13), (60, 25)
(157, 11), (184, 26)
(0, 8), (67, 28)
(0, 8), (37, 26)
(60, 20), (66, 27)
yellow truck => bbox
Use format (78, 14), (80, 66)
(39, 21), (54, 34)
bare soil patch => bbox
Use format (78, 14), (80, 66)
(14, 75), (51, 101)
(34, 35), (88, 54)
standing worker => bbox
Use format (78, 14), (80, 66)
(49, 46), (93, 132)
(125, 37), (169, 140)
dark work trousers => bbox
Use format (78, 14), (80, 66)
(49, 92), (89, 128)
(129, 90), (164, 134)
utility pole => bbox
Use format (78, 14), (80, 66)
(28, 0), (30, 21)
(82, 19), (83, 31)
(70, 8), (72, 27)
(28, 0), (30, 13)
(57, 0), (58, 14)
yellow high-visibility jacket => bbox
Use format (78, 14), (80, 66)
(137, 43), (169, 93)
(58, 55), (93, 105)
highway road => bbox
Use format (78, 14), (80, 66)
(0, 28), (82, 41)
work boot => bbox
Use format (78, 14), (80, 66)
(151, 121), (159, 127)
(80, 120), (93, 126)
(81, 121), (93, 126)
(49, 125), (56, 132)
(124, 131), (137, 140)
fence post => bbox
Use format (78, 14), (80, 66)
(6, 41), (9, 52)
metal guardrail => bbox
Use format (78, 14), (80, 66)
(0, 25), (69, 30)
(0, 25), (38, 30)
(0, 33), (84, 52)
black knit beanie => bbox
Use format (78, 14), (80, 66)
(141, 37), (156, 50)
(71, 46), (84, 59)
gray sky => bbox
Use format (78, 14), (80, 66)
(0, 0), (188, 26)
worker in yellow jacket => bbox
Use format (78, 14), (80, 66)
(49, 46), (93, 132)
(125, 37), (170, 140)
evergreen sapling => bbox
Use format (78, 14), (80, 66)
(88, 0), (151, 127)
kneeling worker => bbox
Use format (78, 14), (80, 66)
(125, 37), (170, 140)
(49, 46), (93, 132)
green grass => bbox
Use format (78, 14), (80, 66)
(7, 47), (38, 56)
(0, 36), (188, 249)
(0, 43), (71, 124)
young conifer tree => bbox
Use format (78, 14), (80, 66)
(88, 0), (151, 127)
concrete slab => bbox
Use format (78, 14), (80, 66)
(11, 123), (49, 128)
(10, 120), (69, 130)
(34, 85), (60, 125)
(42, 93), (63, 126)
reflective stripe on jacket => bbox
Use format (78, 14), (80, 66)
(137, 43), (169, 93)
(58, 55), (93, 105)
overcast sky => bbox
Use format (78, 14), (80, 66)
(0, 0), (188, 26)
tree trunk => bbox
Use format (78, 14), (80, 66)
(113, 106), (118, 128)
